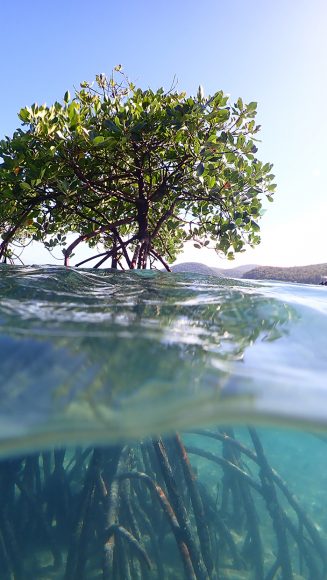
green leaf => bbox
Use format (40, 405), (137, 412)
(216, 109), (230, 122)
(20, 182), (31, 190)
(104, 119), (121, 134)
(247, 101), (257, 113)
(237, 97), (243, 110)
(92, 136), (105, 145)
(237, 134), (245, 148)
(207, 175), (216, 188)
(219, 131), (228, 143)
(64, 90), (70, 103)
(19, 108), (30, 123)
(196, 162), (205, 176)
(250, 220), (260, 231)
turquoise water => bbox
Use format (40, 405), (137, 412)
(0, 265), (326, 578)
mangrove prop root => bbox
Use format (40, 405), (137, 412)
(120, 479), (137, 538)
(220, 429), (244, 528)
(14, 477), (62, 572)
(64, 449), (101, 580)
(214, 506), (246, 570)
(248, 427), (293, 580)
(116, 533), (132, 580)
(0, 429), (325, 579)
(187, 443), (265, 578)
(66, 447), (93, 484)
(133, 500), (165, 580)
(185, 446), (262, 494)
(152, 437), (209, 580)
(283, 511), (321, 579)
(124, 467), (165, 579)
(192, 427), (327, 573)
(173, 433), (217, 579)
(222, 429), (264, 580)
(0, 510), (23, 580)
(105, 524), (152, 570)
(264, 558), (281, 580)
(0, 526), (15, 580)
(103, 445), (130, 579)
(117, 471), (196, 580)
(107, 475), (152, 576)
(271, 466), (327, 571)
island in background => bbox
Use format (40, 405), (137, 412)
(171, 262), (327, 285)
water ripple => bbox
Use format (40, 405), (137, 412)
(0, 264), (326, 455)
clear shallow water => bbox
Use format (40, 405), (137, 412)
(1, 264), (327, 579)
(0, 428), (325, 580)
(0, 264), (327, 455)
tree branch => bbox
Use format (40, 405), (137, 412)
(150, 249), (171, 272)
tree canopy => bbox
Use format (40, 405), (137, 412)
(0, 67), (276, 269)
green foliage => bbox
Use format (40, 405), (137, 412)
(0, 68), (276, 268)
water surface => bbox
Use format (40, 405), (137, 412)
(1, 264), (326, 455)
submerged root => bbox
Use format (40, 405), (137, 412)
(0, 430), (324, 579)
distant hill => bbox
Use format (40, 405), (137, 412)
(212, 264), (258, 278)
(170, 261), (327, 284)
(171, 262), (258, 278)
(170, 262), (218, 276)
(243, 263), (327, 284)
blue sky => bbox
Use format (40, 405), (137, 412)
(1, 0), (326, 267)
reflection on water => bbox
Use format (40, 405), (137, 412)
(1, 265), (327, 454)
